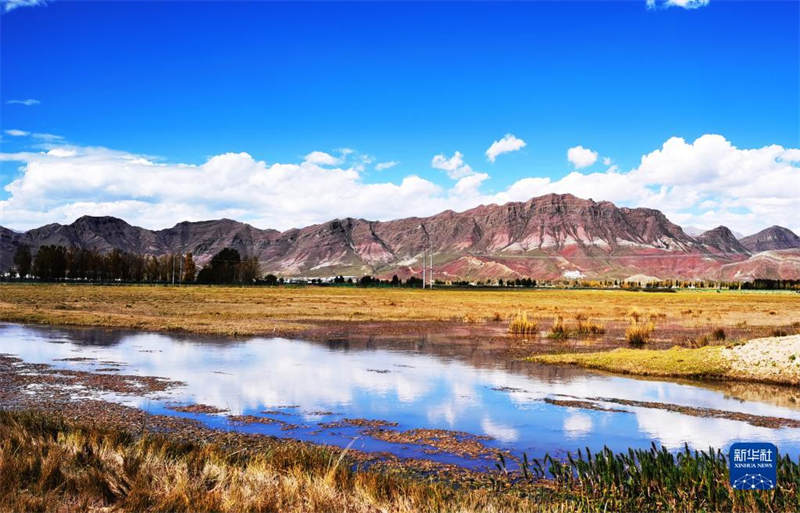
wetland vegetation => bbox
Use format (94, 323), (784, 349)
(2, 284), (800, 511)
(2, 410), (799, 513)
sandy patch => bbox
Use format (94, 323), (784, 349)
(724, 335), (800, 386)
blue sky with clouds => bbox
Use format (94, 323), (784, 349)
(1, 0), (798, 233)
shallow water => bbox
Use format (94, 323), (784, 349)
(2, 322), (800, 469)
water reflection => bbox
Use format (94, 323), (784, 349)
(2, 322), (800, 467)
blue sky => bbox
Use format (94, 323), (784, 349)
(1, 0), (798, 233)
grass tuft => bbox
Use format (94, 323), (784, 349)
(548, 316), (568, 339)
(625, 321), (655, 345)
(575, 318), (606, 336)
(508, 311), (537, 336)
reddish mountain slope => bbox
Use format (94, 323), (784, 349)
(1, 194), (797, 280)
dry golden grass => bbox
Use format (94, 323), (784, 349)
(0, 283), (798, 338)
(0, 410), (579, 513)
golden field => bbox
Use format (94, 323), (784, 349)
(0, 283), (798, 338)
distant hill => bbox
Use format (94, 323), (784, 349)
(695, 226), (751, 256)
(740, 226), (800, 252)
(685, 226), (745, 239)
(2, 194), (798, 280)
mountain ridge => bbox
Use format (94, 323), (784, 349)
(2, 194), (799, 281)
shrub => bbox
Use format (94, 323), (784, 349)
(711, 327), (726, 341)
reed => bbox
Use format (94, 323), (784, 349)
(511, 443), (800, 512)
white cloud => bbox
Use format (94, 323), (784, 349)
(375, 161), (398, 171)
(563, 411), (593, 438)
(32, 133), (63, 141)
(567, 145), (598, 169)
(647, 0), (709, 9)
(0, 134), (797, 235)
(480, 416), (518, 442)
(603, 157), (612, 166)
(4, 129), (30, 137)
(303, 150), (342, 166)
(431, 151), (476, 179)
(6, 98), (40, 106)
(0, 145), (469, 231)
(485, 134), (526, 163)
(1, 0), (47, 12)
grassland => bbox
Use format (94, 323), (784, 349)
(1, 283), (798, 337)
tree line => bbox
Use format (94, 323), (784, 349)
(9, 245), (259, 284)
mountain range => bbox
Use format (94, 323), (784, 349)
(2, 194), (799, 281)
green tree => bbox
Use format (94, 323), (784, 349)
(13, 245), (32, 278)
(33, 245), (67, 281)
(197, 248), (241, 283)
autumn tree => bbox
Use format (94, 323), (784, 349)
(182, 253), (196, 282)
(238, 256), (260, 283)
